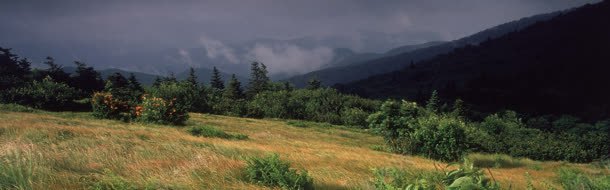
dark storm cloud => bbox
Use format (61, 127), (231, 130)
(0, 0), (600, 74)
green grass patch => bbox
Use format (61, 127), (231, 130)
(466, 153), (527, 169)
(285, 121), (309, 128)
(557, 167), (610, 190)
(187, 125), (248, 140)
(244, 154), (313, 190)
(0, 104), (38, 113)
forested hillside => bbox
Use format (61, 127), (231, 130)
(340, 1), (610, 120)
(287, 11), (560, 87)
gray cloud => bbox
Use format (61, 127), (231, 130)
(0, 0), (600, 74)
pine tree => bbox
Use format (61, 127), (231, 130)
(152, 76), (162, 87)
(426, 90), (440, 113)
(307, 78), (321, 90)
(164, 72), (177, 83)
(42, 56), (70, 84)
(127, 73), (144, 93)
(210, 66), (224, 89)
(186, 67), (198, 87)
(283, 81), (294, 91)
(0, 47), (31, 90)
(224, 74), (243, 100)
(451, 99), (465, 118)
(71, 61), (103, 94)
(247, 61), (270, 97)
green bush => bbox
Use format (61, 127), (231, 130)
(4, 77), (79, 110)
(372, 163), (499, 190)
(0, 103), (37, 113)
(286, 121), (309, 128)
(139, 95), (189, 125)
(411, 116), (470, 161)
(187, 126), (248, 140)
(341, 108), (368, 128)
(244, 154), (313, 190)
(557, 168), (610, 190)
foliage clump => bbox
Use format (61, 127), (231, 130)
(245, 154), (313, 190)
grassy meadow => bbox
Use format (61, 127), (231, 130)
(0, 107), (607, 189)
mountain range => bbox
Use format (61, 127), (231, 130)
(339, 1), (610, 120)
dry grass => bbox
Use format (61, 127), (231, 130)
(0, 110), (606, 189)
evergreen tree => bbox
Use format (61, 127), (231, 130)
(283, 81), (294, 91)
(426, 90), (440, 113)
(186, 67), (198, 87)
(127, 73), (144, 93)
(152, 76), (162, 87)
(42, 56), (71, 84)
(451, 99), (465, 118)
(105, 72), (131, 101)
(247, 61), (270, 97)
(210, 66), (224, 89)
(71, 61), (103, 94)
(224, 74), (244, 100)
(164, 72), (178, 83)
(0, 47), (31, 91)
(307, 78), (321, 90)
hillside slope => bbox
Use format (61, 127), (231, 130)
(0, 108), (605, 189)
(341, 1), (610, 119)
(286, 11), (560, 87)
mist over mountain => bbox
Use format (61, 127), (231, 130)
(1, 0), (597, 79)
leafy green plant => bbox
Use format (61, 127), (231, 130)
(0, 150), (42, 190)
(4, 76), (79, 110)
(188, 126), (248, 140)
(139, 95), (189, 125)
(0, 104), (37, 113)
(244, 154), (313, 190)
(556, 167), (610, 190)
(286, 121), (309, 128)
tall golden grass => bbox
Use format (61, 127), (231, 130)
(0, 109), (606, 189)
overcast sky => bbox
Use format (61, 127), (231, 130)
(0, 0), (600, 74)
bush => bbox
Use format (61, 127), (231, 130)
(91, 92), (132, 121)
(187, 125), (248, 140)
(372, 163), (499, 190)
(3, 77), (79, 110)
(411, 116), (470, 161)
(0, 103), (37, 113)
(245, 154), (313, 190)
(139, 95), (189, 125)
(557, 168), (610, 190)
(341, 108), (368, 128)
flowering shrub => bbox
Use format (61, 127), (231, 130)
(91, 92), (131, 120)
(139, 95), (189, 125)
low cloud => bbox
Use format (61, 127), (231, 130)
(199, 35), (239, 63)
(247, 44), (334, 75)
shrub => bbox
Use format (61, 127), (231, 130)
(3, 77), (79, 110)
(411, 116), (470, 161)
(465, 153), (525, 169)
(286, 121), (308, 128)
(341, 108), (368, 128)
(187, 125), (248, 140)
(139, 95), (189, 125)
(245, 154), (313, 190)
(0, 104), (37, 113)
(91, 92), (132, 120)
(557, 168), (610, 190)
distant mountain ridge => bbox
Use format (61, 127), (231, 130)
(340, 1), (610, 119)
(285, 11), (562, 87)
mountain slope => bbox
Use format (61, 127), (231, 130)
(341, 1), (610, 119)
(1, 108), (601, 189)
(286, 11), (561, 87)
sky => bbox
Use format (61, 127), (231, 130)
(0, 0), (600, 75)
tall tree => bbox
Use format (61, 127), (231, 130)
(307, 78), (321, 90)
(0, 47), (31, 90)
(224, 74), (244, 100)
(210, 66), (224, 89)
(163, 72), (178, 83)
(71, 61), (103, 94)
(186, 67), (198, 87)
(426, 90), (440, 113)
(42, 56), (71, 84)
(247, 61), (270, 97)
(152, 76), (162, 87)
(127, 73), (144, 93)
